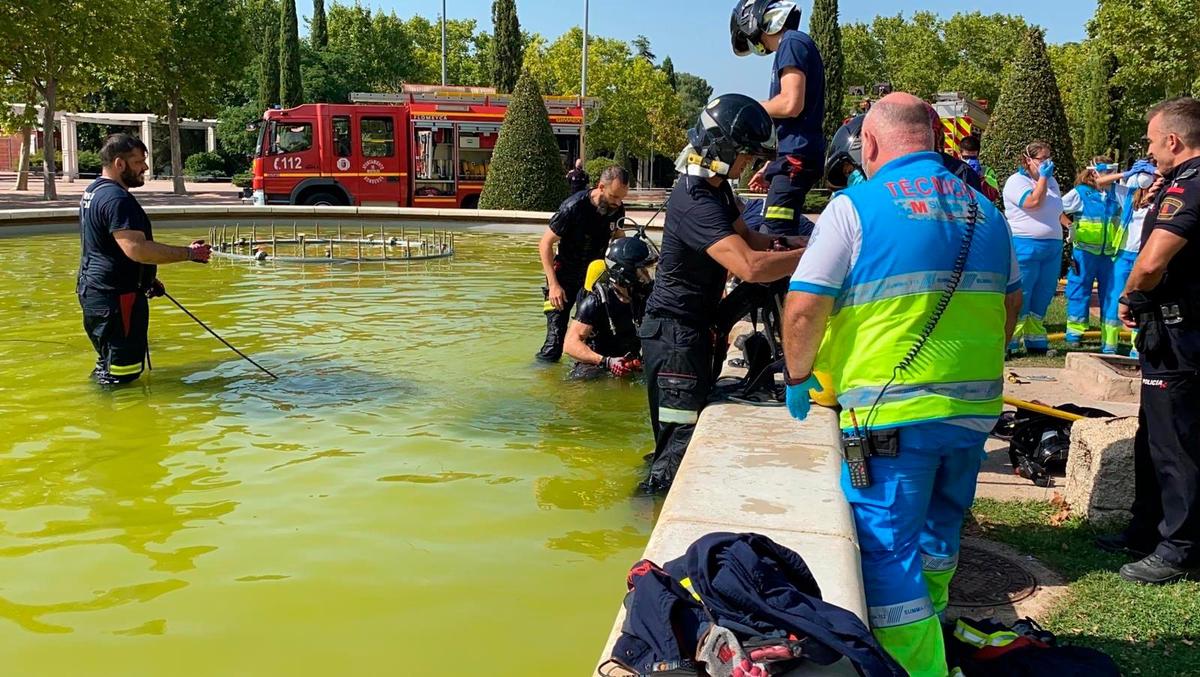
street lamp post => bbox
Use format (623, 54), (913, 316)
(441, 0), (448, 86)
(579, 0), (589, 162)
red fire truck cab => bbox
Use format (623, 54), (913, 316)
(251, 87), (593, 209)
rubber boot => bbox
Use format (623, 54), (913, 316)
(535, 311), (565, 362)
(873, 615), (948, 677)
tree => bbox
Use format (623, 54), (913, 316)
(632, 35), (655, 63)
(491, 0), (522, 92)
(939, 13), (1028, 110)
(1048, 41), (1090, 166)
(310, 0), (327, 48)
(808, 0), (843, 139)
(259, 0), (281, 108)
(120, 0), (245, 195)
(0, 81), (39, 191)
(479, 71), (569, 211)
(1079, 45), (1119, 161)
(873, 12), (952, 101)
(675, 72), (712, 127)
(279, 0), (303, 107)
(661, 56), (678, 92)
(0, 0), (138, 199)
(981, 28), (1076, 190)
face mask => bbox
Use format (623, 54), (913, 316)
(1131, 173), (1154, 189)
(846, 169), (867, 187)
(964, 157), (982, 173)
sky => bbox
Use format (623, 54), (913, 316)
(293, 0), (1096, 97)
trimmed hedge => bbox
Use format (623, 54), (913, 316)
(77, 150), (102, 177)
(585, 157), (621, 189)
(479, 71), (569, 211)
(184, 152), (227, 180)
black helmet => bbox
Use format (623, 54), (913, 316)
(605, 237), (657, 290)
(686, 94), (777, 177)
(730, 0), (800, 56)
(823, 114), (865, 189)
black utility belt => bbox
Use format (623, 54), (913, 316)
(840, 427), (900, 489)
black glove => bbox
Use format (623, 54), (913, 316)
(145, 279), (166, 298)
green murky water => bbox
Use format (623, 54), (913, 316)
(0, 229), (654, 675)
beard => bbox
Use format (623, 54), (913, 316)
(122, 166), (145, 188)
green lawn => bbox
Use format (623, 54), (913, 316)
(1006, 295), (1127, 368)
(969, 499), (1200, 675)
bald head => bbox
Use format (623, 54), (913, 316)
(861, 93), (936, 177)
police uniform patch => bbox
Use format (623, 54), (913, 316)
(1159, 197), (1185, 220)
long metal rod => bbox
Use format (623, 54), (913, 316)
(164, 292), (278, 379)
(441, 0), (448, 86)
(579, 0), (589, 160)
(1003, 396), (1086, 422)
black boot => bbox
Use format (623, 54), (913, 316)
(535, 312), (564, 362)
(1095, 531), (1156, 559)
(1119, 554), (1194, 584)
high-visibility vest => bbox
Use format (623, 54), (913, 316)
(815, 152), (1012, 433)
(1070, 184), (1121, 256)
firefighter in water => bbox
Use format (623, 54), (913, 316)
(535, 166), (629, 362)
(78, 134), (212, 385)
(563, 238), (657, 380)
(730, 0), (825, 237)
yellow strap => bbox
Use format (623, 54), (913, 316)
(765, 206), (795, 219)
(678, 577), (702, 602)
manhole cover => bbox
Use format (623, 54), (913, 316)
(948, 543), (1038, 608)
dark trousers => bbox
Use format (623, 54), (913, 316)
(537, 277), (583, 361)
(79, 288), (149, 383)
(639, 316), (714, 492)
(762, 154), (820, 237)
(1129, 373), (1200, 565)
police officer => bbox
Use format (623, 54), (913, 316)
(535, 165), (629, 362)
(730, 0), (825, 237)
(782, 93), (1022, 674)
(1108, 97), (1200, 584)
(563, 237), (656, 380)
(566, 158), (591, 194)
(78, 133), (212, 385)
(640, 94), (805, 493)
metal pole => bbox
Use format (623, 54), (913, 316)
(579, 0), (589, 161)
(441, 0), (448, 86)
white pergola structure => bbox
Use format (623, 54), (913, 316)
(10, 105), (218, 181)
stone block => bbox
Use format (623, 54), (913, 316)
(1061, 352), (1140, 403)
(1064, 416), (1139, 526)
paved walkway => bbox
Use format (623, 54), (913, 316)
(0, 176), (245, 209)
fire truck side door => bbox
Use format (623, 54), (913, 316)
(352, 112), (402, 206)
(264, 118), (320, 203)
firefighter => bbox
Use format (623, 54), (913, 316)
(563, 237), (656, 380)
(730, 0), (825, 237)
(782, 93), (1022, 674)
(1109, 98), (1200, 584)
(640, 94), (805, 493)
(823, 114), (866, 190)
(535, 166), (629, 362)
(78, 133), (211, 386)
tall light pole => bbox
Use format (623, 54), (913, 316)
(440, 0), (448, 86)
(579, 0), (589, 161)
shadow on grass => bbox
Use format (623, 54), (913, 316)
(968, 499), (1200, 674)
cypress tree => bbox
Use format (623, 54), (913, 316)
(479, 71), (569, 210)
(1080, 46), (1117, 162)
(661, 56), (678, 92)
(311, 0), (327, 49)
(258, 0), (280, 109)
(809, 0), (844, 139)
(491, 0), (523, 93)
(279, 0), (303, 108)
(980, 28), (1076, 190)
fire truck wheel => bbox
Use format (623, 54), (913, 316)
(302, 191), (342, 206)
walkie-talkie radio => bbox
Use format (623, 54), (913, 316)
(843, 410), (872, 489)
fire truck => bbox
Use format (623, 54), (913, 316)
(932, 91), (990, 158)
(251, 86), (595, 209)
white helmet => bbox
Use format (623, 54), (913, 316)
(730, 0), (800, 56)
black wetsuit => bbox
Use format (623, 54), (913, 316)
(569, 284), (642, 379)
(77, 178), (156, 384)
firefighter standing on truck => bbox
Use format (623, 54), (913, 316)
(730, 0), (825, 237)
(781, 94), (1022, 675)
(535, 166), (629, 362)
(1107, 98), (1200, 585)
(640, 94), (805, 493)
(78, 134), (212, 386)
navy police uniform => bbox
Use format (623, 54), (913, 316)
(1127, 156), (1200, 567)
(537, 190), (625, 361)
(760, 29), (825, 237)
(639, 176), (740, 491)
(77, 177), (156, 383)
(568, 285), (643, 380)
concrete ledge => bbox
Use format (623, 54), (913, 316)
(1061, 353), (1140, 403)
(0, 204), (557, 234)
(596, 398), (864, 673)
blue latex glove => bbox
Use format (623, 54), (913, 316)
(785, 375), (822, 422)
(1124, 159), (1156, 179)
(1038, 159), (1055, 179)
